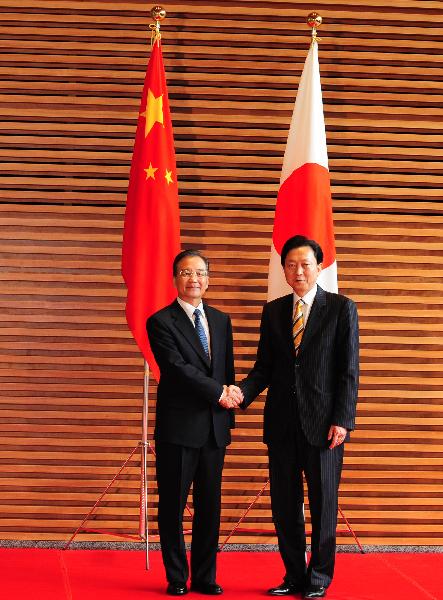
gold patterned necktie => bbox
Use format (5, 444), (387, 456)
(292, 299), (304, 355)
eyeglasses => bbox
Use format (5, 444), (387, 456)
(178, 269), (208, 278)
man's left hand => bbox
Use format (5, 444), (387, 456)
(328, 425), (347, 449)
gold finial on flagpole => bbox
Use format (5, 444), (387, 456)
(150, 5), (166, 44)
(307, 12), (322, 44)
(151, 5), (166, 22)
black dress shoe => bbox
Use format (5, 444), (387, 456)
(268, 581), (303, 595)
(190, 582), (223, 595)
(166, 582), (188, 595)
(303, 585), (326, 598)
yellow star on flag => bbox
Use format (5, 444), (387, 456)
(144, 162), (157, 180)
(165, 169), (174, 185)
(140, 89), (163, 137)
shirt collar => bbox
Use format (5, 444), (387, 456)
(294, 284), (317, 307)
(177, 297), (205, 320)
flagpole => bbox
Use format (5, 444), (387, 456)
(139, 360), (150, 569)
(138, 5), (167, 571)
(221, 12), (363, 552)
(65, 5), (181, 559)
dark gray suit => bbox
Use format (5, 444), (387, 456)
(241, 286), (359, 587)
(147, 299), (235, 585)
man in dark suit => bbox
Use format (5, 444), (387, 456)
(239, 235), (359, 599)
(147, 249), (240, 597)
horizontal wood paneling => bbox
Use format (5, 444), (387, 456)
(0, 0), (442, 546)
(0, 204), (442, 545)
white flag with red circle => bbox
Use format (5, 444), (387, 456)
(267, 40), (337, 300)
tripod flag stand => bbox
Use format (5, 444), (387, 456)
(63, 362), (151, 569)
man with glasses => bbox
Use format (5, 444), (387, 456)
(147, 249), (242, 596)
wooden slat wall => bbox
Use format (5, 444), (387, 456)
(0, 1), (442, 546)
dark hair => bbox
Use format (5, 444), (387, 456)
(280, 235), (323, 266)
(172, 249), (210, 277)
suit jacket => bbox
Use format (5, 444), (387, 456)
(241, 286), (359, 447)
(147, 299), (235, 448)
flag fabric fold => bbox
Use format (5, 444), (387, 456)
(122, 38), (180, 382)
(267, 40), (337, 301)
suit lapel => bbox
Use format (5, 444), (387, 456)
(279, 294), (295, 357)
(299, 286), (327, 353)
(170, 300), (211, 367)
(205, 303), (221, 369)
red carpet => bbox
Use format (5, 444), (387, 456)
(1, 549), (441, 600)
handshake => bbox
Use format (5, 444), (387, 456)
(219, 384), (244, 410)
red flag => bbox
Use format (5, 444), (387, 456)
(267, 39), (337, 301)
(122, 38), (180, 382)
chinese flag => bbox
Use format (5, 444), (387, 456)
(267, 39), (337, 301)
(122, 38), (180, 382)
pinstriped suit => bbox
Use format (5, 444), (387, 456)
(240, 286), (359, 588)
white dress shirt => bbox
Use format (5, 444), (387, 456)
(176, 296), (226, 403)
(177, 297), (211, 358)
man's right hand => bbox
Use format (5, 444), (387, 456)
(219, 384), (243, 409)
